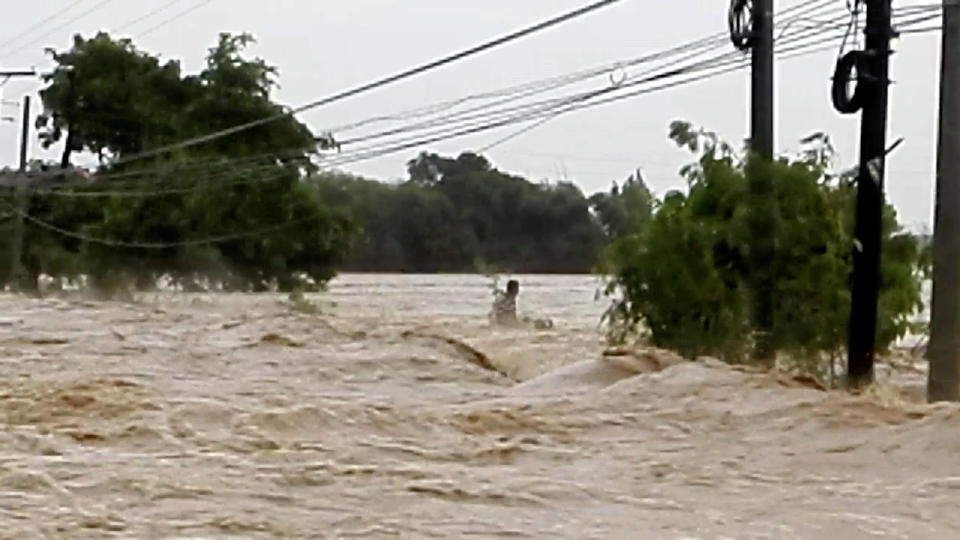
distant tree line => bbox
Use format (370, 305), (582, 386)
(312, 152), (643, 274)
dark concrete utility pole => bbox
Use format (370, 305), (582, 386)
(928, 0), (960, 402)
(729, 0), (777, 365)
(845, 0), (894, 388)
(748, 0), (776, 365)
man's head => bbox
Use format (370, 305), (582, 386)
(506, 279), (519, 297)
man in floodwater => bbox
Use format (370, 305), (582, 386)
(491, 279), (520, 326)
(489, 279), (554, 329)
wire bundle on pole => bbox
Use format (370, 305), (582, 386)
(729, 0), (757, 50)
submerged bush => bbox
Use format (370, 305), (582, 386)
(601, 124), (928, 372)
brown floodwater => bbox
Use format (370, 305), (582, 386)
(0, 274), (956, 539)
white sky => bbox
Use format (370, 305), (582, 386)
(0, 0), (945, 229)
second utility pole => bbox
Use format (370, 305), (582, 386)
(748, 0), (777, 364)
(847, 0), (894, 388)
(8, 95), (30, 291)
(928, 0), (960, 402)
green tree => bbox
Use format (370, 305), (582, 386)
(36, 33), (192, 165)
(26, 32), (350, 294)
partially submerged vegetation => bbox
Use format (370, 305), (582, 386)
(599, 122), (929, 383)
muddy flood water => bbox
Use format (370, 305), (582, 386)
(0, 274), (958, 539)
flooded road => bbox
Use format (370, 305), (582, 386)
(0, 274), (957, 539)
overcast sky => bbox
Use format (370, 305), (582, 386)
(0, 0), (944, 229)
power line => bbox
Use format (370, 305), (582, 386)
(325, 0), (841, 137)
(113, 0), (184, 34)
(29, 161), (295, 198)
(31, 146), (317, 187)
(326, 5), (939, 162)
(335, 2), (855, 149)
(137, 0), (215, 39)
(0, 0), (89, 54)
(0, 0), (119, 60)
(19, 209), (320, 249)
(329, 10), (849, 158)
(479, 115), (561, 153)
(21, 145), (330, 198)
(338, 46), (733, 148)
(899, 25), (943, 34)
(324, 32), (730, 136)
(322, 72), (749, 168)
(6, 168), (322, 248)
(112, 0), (626, 165)
(319, 22), (924, 169)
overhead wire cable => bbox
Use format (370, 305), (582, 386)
(332, 4), (859, 156)
(353, 4), (937, 158)
(12, 168), (319, 248)
(113, 0), (184, 34)
(0, 0), (119, 60)
(103, 0), (627, 165)
(137, 0), (215, 39)
(0, 0), (89, 53)
(335, 1), (856, 148)
(330, 0), (843, 137)
(319, 10), (937, 168)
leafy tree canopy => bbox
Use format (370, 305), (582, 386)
(4, 32), (350, 295)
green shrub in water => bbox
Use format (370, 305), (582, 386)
(600, 123), (928, 373)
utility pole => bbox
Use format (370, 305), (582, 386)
(751, 0), (774, 162)
(8, 95), (30, 291)
(733, 0), (777, 364)
(928, 0), (960, 402)
(749, 0), (776, 365)
(18, 97), (30, 172)
(847, 0), (894, 388)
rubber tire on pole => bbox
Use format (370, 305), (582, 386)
(729, 0), (754, 51)
(832, 50), (869, 115)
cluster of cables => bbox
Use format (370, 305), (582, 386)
(295, 0), (942, 167)
(826, 0), (939, 115)
(312, 1), (940, 163)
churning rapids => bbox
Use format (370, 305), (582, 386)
(0, 274), (957, 539)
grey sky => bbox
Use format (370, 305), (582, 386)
(0, 0), (943, 229)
